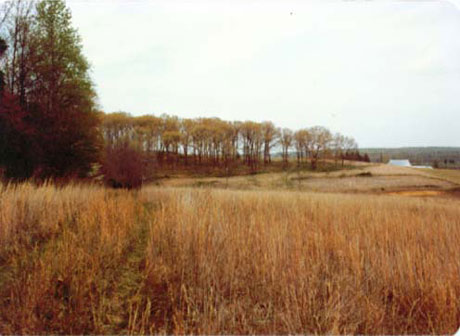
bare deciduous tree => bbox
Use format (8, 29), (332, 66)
(280, 128), (293, 166)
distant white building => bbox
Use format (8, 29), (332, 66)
(388, 159), (412, 167)
(387, 159), (432, 169)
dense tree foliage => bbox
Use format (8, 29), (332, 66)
(0, 0), (101, 179)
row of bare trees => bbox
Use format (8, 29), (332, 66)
(101, 112), (359, 171)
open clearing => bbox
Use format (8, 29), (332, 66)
(159, 163), (460, 196)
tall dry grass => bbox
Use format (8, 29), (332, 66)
(0, 182), (459, 334)
(143, 188), (460, 334)
(0, 182), (143, 333)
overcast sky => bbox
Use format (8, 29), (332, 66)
(68, 0), (460, 148)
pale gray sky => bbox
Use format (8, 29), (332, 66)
(68, 0), (460, 147)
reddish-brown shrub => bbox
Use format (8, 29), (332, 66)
(102, 142), (144, 189)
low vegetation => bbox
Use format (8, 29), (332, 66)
(160, 164), (458, 194)
(424, 168), (460, 185)
(0, 182), (458, 334)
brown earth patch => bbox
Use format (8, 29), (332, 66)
(386, 190), (444, 197)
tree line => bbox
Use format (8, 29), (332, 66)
(101, 112), (363, 173)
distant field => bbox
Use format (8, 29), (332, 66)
(422, 168), (460, 185)
(0, 182), (459, 334)
(160, 163), (460, 195)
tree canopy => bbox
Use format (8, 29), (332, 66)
(0, 0), (101, 179)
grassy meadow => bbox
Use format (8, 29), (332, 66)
(2, 0), (459, 334)
(0, 178), (459, 334)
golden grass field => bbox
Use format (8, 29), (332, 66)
(161, 163), (458, 195)
(0, 165), (459, 334)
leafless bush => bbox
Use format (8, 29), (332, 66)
(103, 142), (144, 189)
